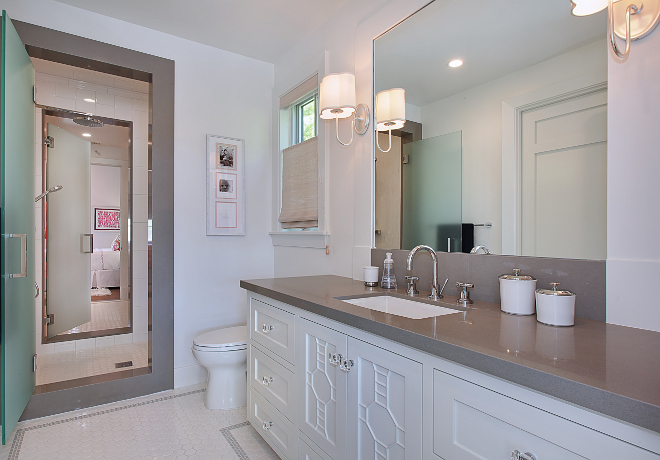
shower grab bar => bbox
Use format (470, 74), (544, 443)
(474, 222), (492, 228)
(81, 233), (94, 254)
(7, 233), (28, 278)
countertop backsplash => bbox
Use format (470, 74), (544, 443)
(371, 249), (606, 322)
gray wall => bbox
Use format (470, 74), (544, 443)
(372, 249), (606, 322)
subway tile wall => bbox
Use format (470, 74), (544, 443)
(33, 58), (150, 354)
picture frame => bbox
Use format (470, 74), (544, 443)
(94, 208), (120, 230)
(206, 135), (245, 235)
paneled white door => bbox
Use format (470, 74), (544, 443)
(521, 89), (607, 259)
(297, 318), (347, 460)
(346, 337), (423, 459)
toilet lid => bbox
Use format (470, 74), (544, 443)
(193, 325), (247, 348)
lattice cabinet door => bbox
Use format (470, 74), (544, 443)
(297, 317), (348, 460)
(346, 337), (423, 459)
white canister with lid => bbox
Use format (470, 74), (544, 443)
(499, 268), (537, 315)
(535, 282), (576, 327)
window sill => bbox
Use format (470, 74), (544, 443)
(269, 231), (330, 249)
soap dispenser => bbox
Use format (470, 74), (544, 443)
(381, 253), (397, 289)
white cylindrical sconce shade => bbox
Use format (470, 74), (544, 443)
(319, 73), (356, 119)
(376, 88), (406, 131)
(570, 0), (608, 16)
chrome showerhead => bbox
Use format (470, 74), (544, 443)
(73, 115), (103, 127)
(35, 185), (64, 202)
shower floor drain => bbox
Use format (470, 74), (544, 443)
(115, 361), (133, 368)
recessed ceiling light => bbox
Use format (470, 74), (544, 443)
(82, 133), (92, 137)
(448, 59), (464, 68)
(83, 98), (95, 103)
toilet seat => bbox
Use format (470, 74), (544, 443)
(193, 325), (247, 351)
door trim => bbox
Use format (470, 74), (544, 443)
(501, 71), (607, 255)
(13, 19), (175, 420)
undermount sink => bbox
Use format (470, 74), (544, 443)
(337, 295), (463, 319)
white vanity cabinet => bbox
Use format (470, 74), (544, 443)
(247, 291), (660, 460)
(297, 317), (423, 460)
(297, 317), (348, 459)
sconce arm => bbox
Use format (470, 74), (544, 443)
(376, 128), (393, 153)
(335, 115), (355, 146)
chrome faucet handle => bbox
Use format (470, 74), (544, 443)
(405, 276), (419, 297)
(428, 283), (443, 300)
(456, 282), (474, 305)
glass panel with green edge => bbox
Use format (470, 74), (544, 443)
(1, 11), (36, 445)
(401, 131), (462, 252)
(45, 124), (92, 338)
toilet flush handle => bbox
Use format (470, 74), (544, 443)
(262, 324), (274, 334)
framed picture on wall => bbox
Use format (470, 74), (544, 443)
(94, 208), (120, 230)
(206, 135), (245, 235)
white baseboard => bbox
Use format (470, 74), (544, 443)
(174, 363), (208, 388)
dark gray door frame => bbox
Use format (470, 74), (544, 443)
(13, 19), (174, 420)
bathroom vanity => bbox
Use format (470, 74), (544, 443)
(241, 275), (660, 459)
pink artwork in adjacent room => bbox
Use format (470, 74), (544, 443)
(95, 208), (120, 230)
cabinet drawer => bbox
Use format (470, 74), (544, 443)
(250, 297), (296, 364)
(298, 435), (332, 460)
(433, 370), (657, 460)
(250, 344), (296, 423)
(249, 390), (296, 460)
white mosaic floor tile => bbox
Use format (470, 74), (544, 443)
(36, 341), (148, 386)
(0, 385), (279, 460)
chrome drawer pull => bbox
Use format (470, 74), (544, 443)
(262, 324), (274, 334)
(340, 359), (354, 372)
(328, 352), (342, 366)
(511, 450), (536, 460)
(262, 421), (273, 431)
(262, 376), (274, 386)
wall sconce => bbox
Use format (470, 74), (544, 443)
(375, 88), (406, 153)
(571, 0), (660, 59)
(319, 73), (370, 146)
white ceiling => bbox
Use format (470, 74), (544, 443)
(46, 115), (130, 149)
(375, 0), (607, 107)
(53, 0), (352, 64)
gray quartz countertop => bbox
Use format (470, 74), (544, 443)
(241, 275), (660, 433)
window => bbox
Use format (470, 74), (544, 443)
(295, 94), (317, 144)
(277, 74), (320, 232)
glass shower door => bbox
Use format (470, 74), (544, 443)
(45, 124), (92, 338)
(401, 131), (462, 251)
(1, 11), (36, 445)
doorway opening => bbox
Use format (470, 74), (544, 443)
(31, 57), (152, 393)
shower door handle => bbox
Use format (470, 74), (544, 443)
(7, 234), (28, 278)
(81, 233), (93, 253)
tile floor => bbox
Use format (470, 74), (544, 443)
(0, 384), (280, 460)
(36, 341), (149, 386)
(59, 300), (130, 335)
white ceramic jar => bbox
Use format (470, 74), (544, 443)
(535, 282), (576, 327)
(499, 268), (537, 315)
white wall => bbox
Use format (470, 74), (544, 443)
(91, 164), (121, 249)
(271, 0), (429, 279)
(607, 29), (660, 332)
(419, 40), (607, 254)
(272, 1), (660, 333)
(6, 0), (275, 385)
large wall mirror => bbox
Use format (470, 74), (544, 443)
(374, 0), (608, 260)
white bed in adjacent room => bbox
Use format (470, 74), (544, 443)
(91, 248), (121, 288)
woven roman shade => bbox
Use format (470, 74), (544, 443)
(280, 74), (318, 109)
(279, 137), (318, 229)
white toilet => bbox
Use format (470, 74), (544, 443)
(192, 325), (247, 410)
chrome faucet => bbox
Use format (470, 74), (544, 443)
(470, 245), (491, 254)
(406, 245), (444, 300)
